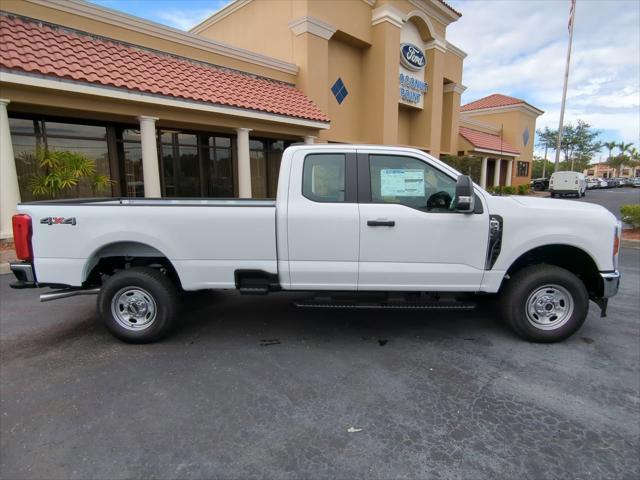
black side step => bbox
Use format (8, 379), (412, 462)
(294, 299), (476, 310)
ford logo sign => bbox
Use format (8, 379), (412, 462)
(400, 43), (426, 71)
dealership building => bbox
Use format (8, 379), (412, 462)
(0, 0), (542, 240)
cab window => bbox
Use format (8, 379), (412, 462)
(369, 155), (456, 211)
(303, 154), (346, 202)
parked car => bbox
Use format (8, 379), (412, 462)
(618, 178), (632, 187)
(631, 177), (640, 188)
(530, 177), (549, 191)
(549, 171), (587, 198)
(598, 178), (609, 188)
(586, 178), (600, 189)
(10, 145), (621, 344)
(606, 178), (620, 188)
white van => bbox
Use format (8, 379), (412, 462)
(550, 171), (587, 198)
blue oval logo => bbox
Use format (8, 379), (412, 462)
(400, 43), (426, 71)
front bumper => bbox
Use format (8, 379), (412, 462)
(600, 271), (620, 298)
(9, 261), (37, 288)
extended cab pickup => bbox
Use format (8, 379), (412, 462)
(10, 145), (621, 343)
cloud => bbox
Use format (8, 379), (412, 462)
(448, 0), (640, 155)
(154, 8), (219, 31)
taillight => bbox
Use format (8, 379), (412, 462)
(613, 223), (621, 269)
(12, 214), (33, 261)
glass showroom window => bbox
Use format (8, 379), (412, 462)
(517, 161), (530, 177)
(159, 130), (234, 197)
(9, 117), (113, 201)
(114, 128), (145, 198)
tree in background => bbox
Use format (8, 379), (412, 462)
(559, 120), (602, 171)
(531, 155), (554, 179)
(603, 141), (618, 161)
(536, 121), (601, 172)
(535, 127), (557, 177)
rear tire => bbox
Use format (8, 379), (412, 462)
(98, 267), (178, 343)
(500, 265), (589, 342)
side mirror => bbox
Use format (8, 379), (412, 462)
(455, 175), (475, 213)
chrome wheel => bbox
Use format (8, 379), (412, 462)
(111, 287), (157, 331)
(526, 284), (574, 330)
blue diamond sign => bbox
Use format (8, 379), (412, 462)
(331, 78), (348, 104)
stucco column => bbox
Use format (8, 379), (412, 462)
(441, 83), (466, 155)
(0, 99), (20, 240)
(494, 159), (501, 187)
(412, 45), (445, 154)
(290, 17), (334, 142)
(363, 15), (402, 145)
(304, 135), (315, 144)
(480, 157), (488, 189)
(236, 128), (252, 198)
(137, 116), (161, 198)
(506, 160), (513, 186)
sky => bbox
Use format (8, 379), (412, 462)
(90, 0), (640, 160)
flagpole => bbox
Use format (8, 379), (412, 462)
(554, 0), (577, 172)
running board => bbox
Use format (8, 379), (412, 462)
(294, 300), (476, 310)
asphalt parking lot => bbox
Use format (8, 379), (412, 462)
(573, 186), (640, 223)
(1, 248), (639, 479)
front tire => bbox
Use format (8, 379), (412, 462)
(98, 267), (178, 343)
(500, 265), (589, 342)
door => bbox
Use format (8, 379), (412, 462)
(286, 150), (359, 290)
(358, 151), (489, 291)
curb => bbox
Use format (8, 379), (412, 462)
(621, 239), (640, 249)
(0, 263), (10, 275)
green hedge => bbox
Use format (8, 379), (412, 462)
(621, 204), (640, 228)
(439, 155), (482, 184)
(486, 185), (531, 195)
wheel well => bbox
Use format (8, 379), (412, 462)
(506, 244), (602, 297)
(83, 242), (181, 289)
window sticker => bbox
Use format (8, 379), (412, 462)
(380, 169), (425, 197)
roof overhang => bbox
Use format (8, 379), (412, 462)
(21, 0), (298, 76)
(0, 71), (329, 130)
(468, 147), (519, 158)
(408, 0), (461, 27)
(461, 103), (544, 118)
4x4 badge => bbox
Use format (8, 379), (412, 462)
(40, 217), (77, 226)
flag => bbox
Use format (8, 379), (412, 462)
(568, 0), (576, 32)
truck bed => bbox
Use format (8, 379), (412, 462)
(17, 198), (277, 289)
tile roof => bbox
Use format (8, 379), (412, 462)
(437, 0), (462, 17)
(459, 126), (520, 155)
(461, 93), (531, 112)
(0, 15), (329, 123)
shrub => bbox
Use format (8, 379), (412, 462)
(440, 155), (482, 184)
(517, 184), (530, 195)
(503, 186), (516, 195)
(620, 204), (640, 228)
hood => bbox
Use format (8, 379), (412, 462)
(486, 194), (617, 222)
(509, 195), (607, 212)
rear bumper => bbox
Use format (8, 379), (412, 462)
(550, 189), (580, 195)
(600, 271), (620, 298)
(9, 261), (37, 288)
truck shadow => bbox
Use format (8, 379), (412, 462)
(173, 291), (506, 346)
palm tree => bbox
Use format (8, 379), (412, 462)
(603, 141), (618, 161)
(618, 142), (634, 176)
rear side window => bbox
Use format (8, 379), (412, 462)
(303, 154), (346, 202)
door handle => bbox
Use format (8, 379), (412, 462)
(367, 220), (395, 227)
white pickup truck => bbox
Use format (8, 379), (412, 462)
(10, 145), (621, 343)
